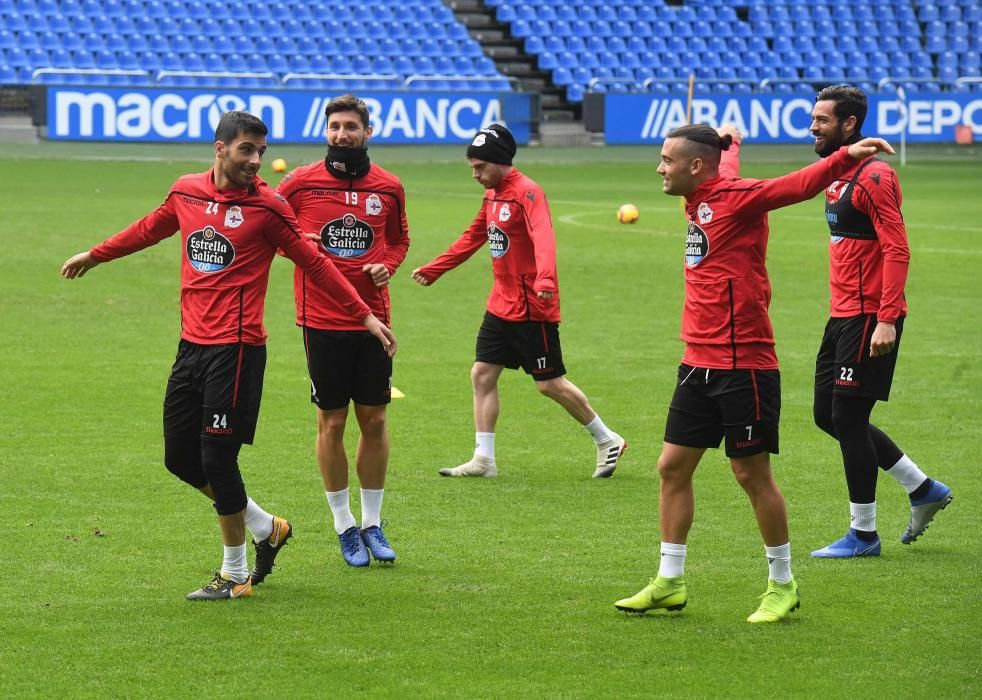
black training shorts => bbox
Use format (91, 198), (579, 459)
(163, 340), (266, 445)
(664, 364), (780, 457)
(815, 314), (904, 401)
(303, 327), (392, 410)
(475, 310), (566, 381)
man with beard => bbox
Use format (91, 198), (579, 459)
(808, 86), (951, 559)
(411, 124), (626, 480)
(61, 111), (396, 599)
(276, 95), (409, 567)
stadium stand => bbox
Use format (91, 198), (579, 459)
(487, 0), (982, 103)
(0, 0), (512, 90)
(0, 0), (980, 121)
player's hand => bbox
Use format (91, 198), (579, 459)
(536, 290), (554, 300)
(362, 263), (390, 287)
(411, 267), (432, 286)
(362, 314), (397, 357)
(870, 321), (896, 357)
(304, 232), (322, 243)
(847, 137), (896, 160)
(61, 251), (99, 279)
(717, 123), (743, 144)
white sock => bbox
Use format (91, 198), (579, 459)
(474, 432), (495, 460)
(765, 543), (792, 584)
(221, 543), (248, 583)
(244, 497), (274, 543)
(326, 488), (357, 535)
(584, 414), (615, 444)
(360, 488), (384, 529)
(850, 501), (877, 533)
(884, 454), (929, 494)
(657, 542), (687, 578)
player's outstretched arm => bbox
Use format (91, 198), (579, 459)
(362, 313), (397, 357)
(61, 251), (100, 279)
(847, 137), (895, 160)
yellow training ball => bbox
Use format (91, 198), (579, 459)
(271, 158), (288, 173)
(617, 203), (640, 224)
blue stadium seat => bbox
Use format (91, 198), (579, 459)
(49, 48), (70, 67)
(552, 66), (573, 86)
(138, 51), (161, 71)
(95, 49), (118, 70)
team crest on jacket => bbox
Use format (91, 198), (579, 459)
(321, 213), (375, 258)
(187, 226), (235, 273)
(499, 203), (511, 222)
(224, 205), (244, 228)
(826, 180), (849, 203)
(487, 223), (509, 258)
(697, 202), (713, 224)
(685, 221), (709, 266)
(366, 193), (383, 216)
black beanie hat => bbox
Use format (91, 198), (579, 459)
(466, 124), (517, 165)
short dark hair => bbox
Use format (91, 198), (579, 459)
(665, 124), (733, 164)
(214, 110), (267, 144)
(325, 93), (371, 129)
(815, 85), (867, 132)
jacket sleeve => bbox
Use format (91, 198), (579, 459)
(89, 192), (180, 262)
(382, 183), (410, 275)
(730, 147), (857, 214)
(266, 200), (371, 321)
(522, 189), (558, 294)
(855, 166), (910, 323)
(415, 204), (488, 283)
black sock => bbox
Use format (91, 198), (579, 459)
(854, 529), (879, 542)
(909, 478), (934, 501)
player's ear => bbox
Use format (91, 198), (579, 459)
(214, 140), (225, 159)
(843, 114), (858, 135)
(365, 124), (373, 141)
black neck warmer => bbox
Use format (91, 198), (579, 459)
(325, 146), (371, 179)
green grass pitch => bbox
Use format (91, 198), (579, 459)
(1, 142), (979, 697)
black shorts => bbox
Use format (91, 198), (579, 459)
(815, 314), (904, 401)
(163, 340), (266, 445)
(303, 327), (392, 410)
(475, 310), (566, 381)
(664, 364), (781, 457)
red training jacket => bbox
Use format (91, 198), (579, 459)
(822, 158), (909, 323)
(415, 168), (560, 322)
(89, 168), (369, 346)
(680, 144), (858, 369)
(276, 161), (410, 331)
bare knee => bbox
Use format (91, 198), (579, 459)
(535, 378), (564, 400)
(657, 453), (689, 483)
(471, 363), (499, 392)
(731, 454), (775, 494)
(355, 406), (387, 441)
(317, 410), (348, 444)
